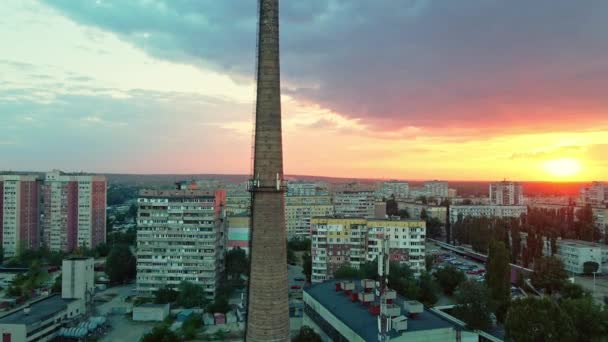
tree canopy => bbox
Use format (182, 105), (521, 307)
(105, 244), (136, 284)
(531, 256), (568, 294)
(485, 240), (511, 321)
(505, 297), (575, 342)
(176, 281), (207, 308)
(434, 266), (465, 295)
(292, 326), (322, 342)
(453, 281), (494, 331)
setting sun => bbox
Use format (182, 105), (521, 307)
(543, 158), (582, 178)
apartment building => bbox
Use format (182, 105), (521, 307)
(42, 171), (106, 252)
(580, 181), (606, 206)
(489, 181), (524, 205)
(136, 187), (226, 298)
(287, 181), (328, 196)
(397, 202), (447, 223)
(423, 181), (449, 199)
(225, 183), (251, 216)
(0, 175), (41, 258)
(310, 217), (426, 284)
(376, 181), (409, 200)
(333, 191), (375, 218)
(543, 239), (605, 275)
(286, 193), (334, 239)
(449, 205), (527, 223)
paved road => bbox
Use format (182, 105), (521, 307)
(574, 274), (608, 305)
(94, 284), (155, 342)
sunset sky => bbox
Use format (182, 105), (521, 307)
(1, 0), (607, 181)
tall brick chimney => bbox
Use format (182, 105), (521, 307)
(245, 0), (289, 341)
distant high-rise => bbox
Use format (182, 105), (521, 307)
(0, 174), (41, 257)
(42, 171), (106, 252)
(246, 0), (290, 340)
(489, 180), (524, 205)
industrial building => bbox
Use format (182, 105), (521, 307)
(303, 280), (483, 341)
(0, 257), (94, 341)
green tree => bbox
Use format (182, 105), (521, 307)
(453, 281), (493, 330)
(154, 286), (178, 304)
(560, 298), (608, 341)
(95, 243), (111, 257)
(505, 298), (575, 342)
(417, 272), (438, 306)
(559, 282), (589, 301)
(358, 260), (378, 280)
(302, 252), (312, 283)
(225, 247), (248, 280)
(425, 217), (443, 239)
(434, 266), (466, 295)
(292, 326), (322, 342)
(531, 256), (568, 294)
(485, 240), (511, 321)
(420, 208), (428, 220)
(176, 281), (207, 308)
(141, 324), (181, 342)
(181, 314), (203, 340)
(334, 265), (359, 279)
(425, 255), (435, 272)
(397, 209), (410, 219)
(105, 244), (136, 284)
(386, 195), (398, 216)
(51, 276), (62, 293)
(207, 296), (229, 314)
(287, 247), (297, 265)
(583, 261), (599, 275)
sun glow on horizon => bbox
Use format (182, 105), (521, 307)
(543, 158), (582, 179)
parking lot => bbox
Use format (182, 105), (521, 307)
(428, 242), (525, 299)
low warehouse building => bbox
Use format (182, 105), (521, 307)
(133, 304), (170, 322)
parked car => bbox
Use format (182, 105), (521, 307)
(290, 285), (301, 290)
(294, 277), (305, 282)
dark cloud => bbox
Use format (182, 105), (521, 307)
(44, 0), (608, 132)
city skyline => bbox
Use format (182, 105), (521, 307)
(2, 0), (608, 181)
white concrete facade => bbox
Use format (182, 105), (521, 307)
(62, 257), (95, 301)
(449, 205), (527, 223)
(333, 191), (375, 218)
(489, 181), (524, 205)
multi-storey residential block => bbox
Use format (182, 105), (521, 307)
(542, 239), (605, 275)
(333, 191), (375, 218)
(489, 181), (524, 205)
(580, 181), (606, 206)
(225, 183), (251, 216)
(310, 217), (426, 283)
(377, 181), (409, 200)
(42, 171), (106, 252)
(423, 181), (449, 199)
(287, 181), (328, 196)
(449, 205), (527, 223)
(136, 187), (226, 298)
(0, 175), (41, 257)
(397, 202), (447, 223)
(448, 188), (457, 198)
(286, 193), (334, 239)
(226, 214), (251, 254)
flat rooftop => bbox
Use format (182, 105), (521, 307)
(305, 280), (457, 342)
(0, 295), (75, 326)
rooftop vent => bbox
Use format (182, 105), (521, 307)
(404, 300), (424, 316)
(392, 315), (408, 332)
(23, 307), (30, 315)
(359, 291), (374, 304)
